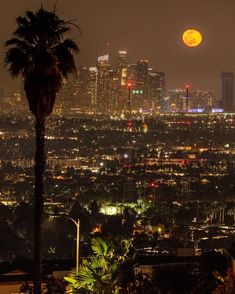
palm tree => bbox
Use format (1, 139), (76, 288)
(65, 237), (133, 294)
(5, 7), (79, 294)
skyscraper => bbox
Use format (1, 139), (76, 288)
(75, 67), (89, 110)
(108, 69), (119, 113)
(117, 51), (128, 112)
(148, 70), (165, 111)
(56, 76), (76, 115)
(127, 64), (137, 84)
(97, 54), (111, 113)
(117, 50), (128, 87)
(137, 60), (148, 91)
(128, 60), (148, 110)
(190, 90), (215, 110)
(220, 72), (235, 112)
(87, 67), (98, 113)
(169, 89), (186, 112)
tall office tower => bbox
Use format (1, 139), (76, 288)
(156, 72), (166, 112)
(124, 64), (137, 112)
(56, 79), (68, 115)
(13, 90), (21, 111)
(127, 64), (137, 83)
(97, 54), (111, 113)
(74, 67), (89, 111)
(148, 70), (166, 111)
(117, 51), (128, 111)
(57, 76), (76, 115)
(137, 60), (148, 89)
(19, 79), (28, 112)
(137, 60), (148, 83)
(87, 67), (98, 113)
(136, 60), (149, 109)
(117, 50), (128, 86)
(161, 96), (171, 112)
(108, 69), (119, 113)
(169, 89), (187, 112)
(190, 90), (216, 110)
(220, 72), (235, 112)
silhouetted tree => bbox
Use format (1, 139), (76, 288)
(5, 7), (79, 293)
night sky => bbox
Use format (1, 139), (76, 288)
(1, 0), (235, 98)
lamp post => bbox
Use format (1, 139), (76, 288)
(69, 218), (80, 273)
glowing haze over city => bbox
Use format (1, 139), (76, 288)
(1, 1), (235, 293)
(1, 0), (235, 97)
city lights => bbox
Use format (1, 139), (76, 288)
(1, 2), (235, 294)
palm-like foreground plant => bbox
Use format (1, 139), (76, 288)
(65, 237), (133, 294)
(5, 7), (79, 294)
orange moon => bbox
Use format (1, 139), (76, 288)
(182, 29), (202, 47)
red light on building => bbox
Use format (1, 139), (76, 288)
(127, 120), (133, 127)
(127, 80), (134, 88)
(123, 164), (132, 169)
(149, 182), (157, 188)
(182, 160), (189, 165)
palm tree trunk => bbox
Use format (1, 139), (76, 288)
(34, 119), (46, 294)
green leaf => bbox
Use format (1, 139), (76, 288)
(91, 237), (108, 256)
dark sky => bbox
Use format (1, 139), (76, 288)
(1, 0), (235, 98)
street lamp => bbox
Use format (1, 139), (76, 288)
(69, 218), (80, 273)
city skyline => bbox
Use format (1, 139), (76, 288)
(1, 0), (235, 97)
(1, 4), (235, 292)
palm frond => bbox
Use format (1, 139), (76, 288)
(16, 15), (29, 27)
(4, 47), (28, 77)
(5, 37), (32, 53)
(26, 10), (36, 23)
(91, 237), (108, 256)
(62, 39), (80, 54)
(14, 25), (36, 44)
(65, 238), (134, 294)
(55, 43), (77, 78)
(64, 19), (82, 36)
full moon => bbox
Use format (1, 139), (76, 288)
(182, 29), (202, 47)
